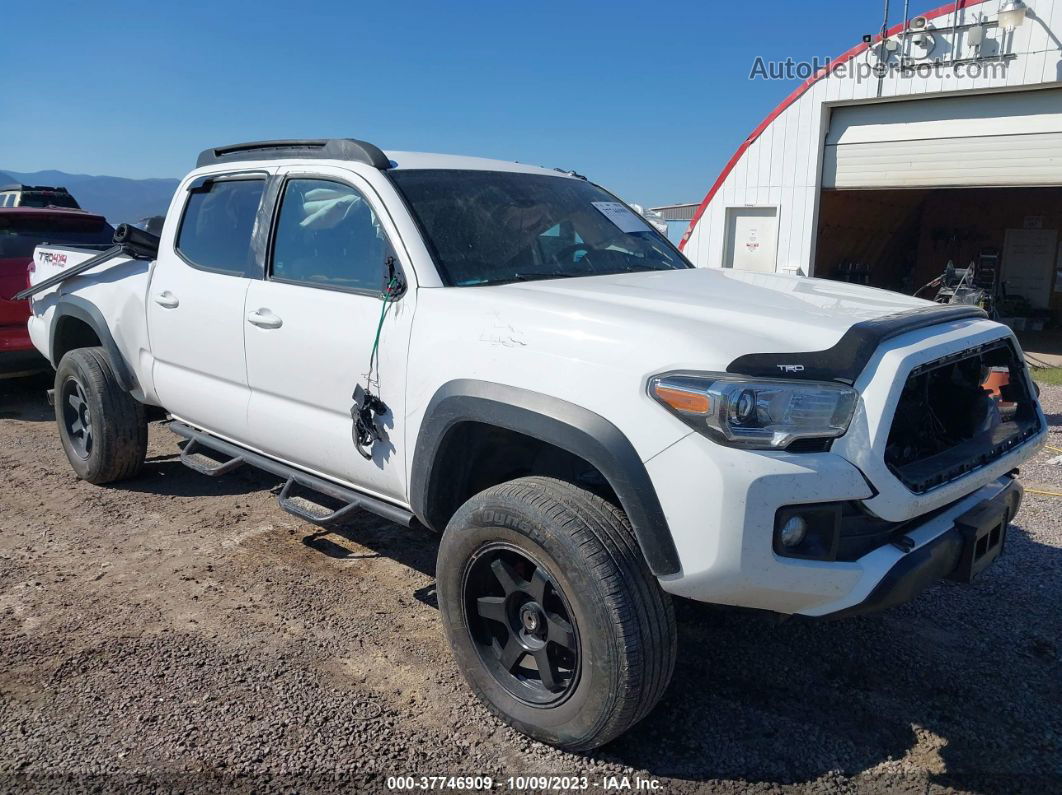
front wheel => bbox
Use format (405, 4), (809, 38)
(437, 476), (676, 751)
(54, 347), (147, 484)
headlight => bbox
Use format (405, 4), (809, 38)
(648, 372), (858, 450)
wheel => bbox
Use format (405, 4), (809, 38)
(437, 476), (676, 750)
(54, 347), (147, 484)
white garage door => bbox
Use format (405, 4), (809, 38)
(823, 88), (1062, 189)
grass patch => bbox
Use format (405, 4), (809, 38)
(1032, 367), (1062, 387)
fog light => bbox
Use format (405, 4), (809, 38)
(775, 504), (842, 560)
(779, 516), (807, 547)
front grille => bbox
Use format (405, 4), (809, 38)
(884, 339), (1040, 494)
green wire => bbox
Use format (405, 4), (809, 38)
(367, 276), (399, 383)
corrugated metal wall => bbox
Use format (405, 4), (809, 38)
(652, 204), (699, 221)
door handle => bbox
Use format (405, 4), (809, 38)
(153, 291), (179, 309)
(247, 308), (283, 329)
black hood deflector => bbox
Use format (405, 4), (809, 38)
(727, 304), (989, 384)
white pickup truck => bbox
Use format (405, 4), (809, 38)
(22, 139), (1047, 750)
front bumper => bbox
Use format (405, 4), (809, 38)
(647, 318), (1045, 617)
(647, 429), (1034, 617)
(825, 478), (1021, 618)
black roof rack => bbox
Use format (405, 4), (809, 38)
(0, 184), (72, 192)
(195, 139), (391, 170)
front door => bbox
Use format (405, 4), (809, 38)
(242, 170), (414, 501)
(147, 172), (269, 437)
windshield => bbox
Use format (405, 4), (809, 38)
(389, 170), (691, 286)
(0, 216), (115, 259)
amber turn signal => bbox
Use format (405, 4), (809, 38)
(652, 384), (712, 415)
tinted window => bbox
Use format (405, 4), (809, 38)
(176, 178), (265, 275)
(388, 170), (690, 286)
(270, 178), (388, 292)
(0, 216), (115, 259)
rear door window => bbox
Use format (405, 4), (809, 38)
(176, 177), (265, 276)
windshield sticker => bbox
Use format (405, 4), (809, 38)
(591, 201), (651, 234)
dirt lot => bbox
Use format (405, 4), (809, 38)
(1, 373), (1060, 794)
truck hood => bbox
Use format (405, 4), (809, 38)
(498, 267), (930, 359)
(412, 267), (972, 464)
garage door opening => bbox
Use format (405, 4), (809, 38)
(815, 186), (1062, 352)
(814, 88), (1062, 359)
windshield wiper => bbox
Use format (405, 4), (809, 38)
(504, 271), (584, 283)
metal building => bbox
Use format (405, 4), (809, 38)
(650, 202), (699, 243)
(680, 0), (1062, 327)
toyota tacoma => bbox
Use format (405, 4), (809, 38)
(19, 139), (1047, 750)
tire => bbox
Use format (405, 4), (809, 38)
(437, 476), (676, 751)
(54, 347), (147, 484)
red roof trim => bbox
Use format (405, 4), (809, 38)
(678, 0), (990, 251)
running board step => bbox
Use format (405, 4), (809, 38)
(277, 477), (366, 527)
(179, 439), (246, 476)
(168, 421), (415, 528)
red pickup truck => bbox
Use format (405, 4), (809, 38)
(0, 207), (114, 372)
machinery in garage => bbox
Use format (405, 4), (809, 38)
(818, 184), (1060, 329)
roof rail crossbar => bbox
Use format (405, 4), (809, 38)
(195, 138), (391, 170)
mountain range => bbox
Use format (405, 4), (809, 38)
(0, 169), (179, 224)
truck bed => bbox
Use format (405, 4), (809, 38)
(26, 242), (154, 401)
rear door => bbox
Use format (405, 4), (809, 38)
(242, 167), (414, 500)
(147, 170), (273, 438)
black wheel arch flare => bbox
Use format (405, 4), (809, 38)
(50, 295), (139, 393)
(411, 379), (681, 577)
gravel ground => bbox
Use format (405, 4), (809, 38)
(0, 373), (1059, 794)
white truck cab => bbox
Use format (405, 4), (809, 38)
(22, 139), (1047, 750)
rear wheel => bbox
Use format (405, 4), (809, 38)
(55, 347), (147, 484)
(437, 476), (676, 750)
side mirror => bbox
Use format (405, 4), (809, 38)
(384, 255), (407, 297)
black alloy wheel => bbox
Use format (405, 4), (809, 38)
(61, 376), (93, 459)
(438, 476), (676, 750)
(462, 543), (579, 706)
(53, 347), (147, 484)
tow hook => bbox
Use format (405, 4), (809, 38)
(46, 388), (55, 407)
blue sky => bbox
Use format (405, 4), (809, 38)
(2, 1), (904, 206)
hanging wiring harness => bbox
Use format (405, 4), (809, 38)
(351, 266), (403, 460)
